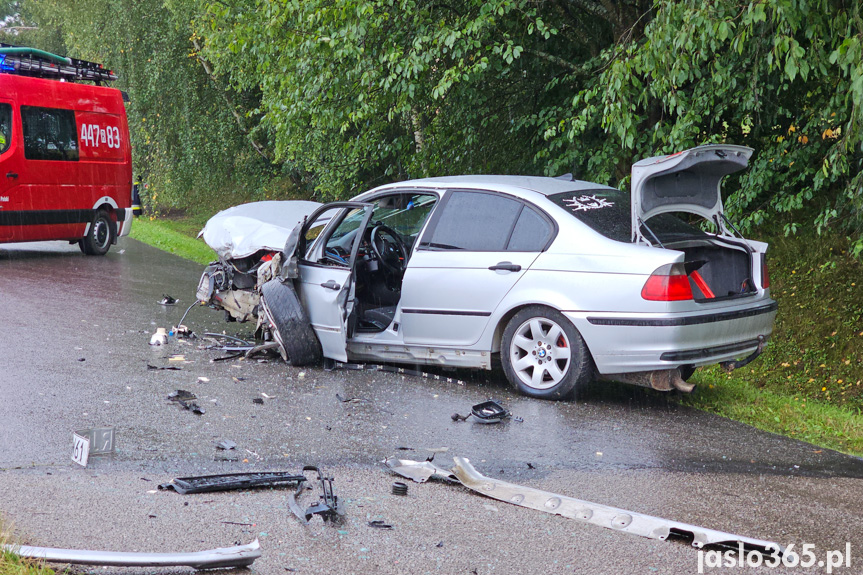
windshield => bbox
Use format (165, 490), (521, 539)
(548, 189), (710, 244)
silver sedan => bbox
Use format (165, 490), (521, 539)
(202, 145), (777, 400)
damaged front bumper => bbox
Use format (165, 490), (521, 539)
(5, 539), (261, 570)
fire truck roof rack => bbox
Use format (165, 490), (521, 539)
(0, 44), (118, 84)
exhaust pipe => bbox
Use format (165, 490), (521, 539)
(603, 368), (696, 393)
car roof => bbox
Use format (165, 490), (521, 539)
(374, 175), (617, 197)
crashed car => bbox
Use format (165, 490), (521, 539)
(198, 145), (776, 400)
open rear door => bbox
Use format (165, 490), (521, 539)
(631, 144), (753, 244)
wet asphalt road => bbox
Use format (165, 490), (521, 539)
(1, 238), (862, 575)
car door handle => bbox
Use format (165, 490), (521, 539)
(6, 172), (18, 179)
(320, 280), (341, 290)
(488, 262), (521, 272)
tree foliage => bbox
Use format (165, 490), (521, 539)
(4, 0), (863, 249)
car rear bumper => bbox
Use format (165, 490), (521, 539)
(564, 300), (777, 374)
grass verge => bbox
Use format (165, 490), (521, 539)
(0, 521), (55, 575)
(683, 367), (863, 456)
(129, 215), (863, 457)
(128, 216), (214, 265)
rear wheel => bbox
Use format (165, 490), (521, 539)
(79, 210), (115, 256)
(501, 306), (593, 400)
(260, 279), (322, 366)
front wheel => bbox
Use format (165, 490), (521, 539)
(79, 210), (115, 256)
(501, 306), (593, 400)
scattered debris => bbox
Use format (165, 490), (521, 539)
(288, 466), (343, 524)
(221, 521), (254, 527)
(158, 472), (306, 495)
(232, 377), (246, 382)
(450, 456), (783, 554)
(325, 359), (466, 385)
(4, 539), (261, 570)
(252, 398), (264, 405)
(168, 354), (186, 362)
(335, 393), (369, 404)
(367, 520), (393, 530)
(197, 377), (210, 383)
(215, 440), (237, 451)
(150, 328), (168, 346)
(167, 390), (196, 402)
(436, 542), (444, 548)
(167, 390), (204, 415)
(391, 482), (408, 496)
(158, 295), (178, 306)
(173, 324), (196, 339)
(335, 393), (394, 415)
(451, 400), (512, 424)
(147, 364), (182, 371)
(384, 457), (458, 484)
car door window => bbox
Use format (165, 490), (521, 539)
(421, 191), (522, 251)
(506, 205), (553, 251)
(0, 104), (11, 155)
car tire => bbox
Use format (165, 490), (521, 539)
(79, 210), (115, 256)
(501, 306), (593, 400)
(260, 278), (322, 366)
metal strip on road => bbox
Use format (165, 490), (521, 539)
(4, 539), (261, 570)
(451, 457), (783, 554)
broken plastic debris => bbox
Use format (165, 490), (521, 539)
(147, 363), (181, 371)
(368, 520), (393, 529)
(4, 539), (260, 570)
(384, 457), (458, 483)
(216, 440), (237, 451)
(167, 390), (196, 402)
(288, 466), (343, 524)
(158, 295), (178, 306)
(452, 400), (511, 423)
(149, 328), (168, 346)
(158, 472), (306, 495)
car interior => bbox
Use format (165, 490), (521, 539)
(310, 192), (438, 333)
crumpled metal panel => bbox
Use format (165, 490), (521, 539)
(452, 457), (782, 553)
(384, 457), (458, 483)
(5, 539), (261, 570)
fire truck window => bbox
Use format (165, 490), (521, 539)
(21, 106), (79, 162)
(0, 104), (10, 155)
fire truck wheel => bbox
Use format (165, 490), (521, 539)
(79, 210), (116, 256)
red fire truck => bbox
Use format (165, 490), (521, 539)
(0, 45), (132, 255)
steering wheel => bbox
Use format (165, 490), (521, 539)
(370, 224), (408, 274)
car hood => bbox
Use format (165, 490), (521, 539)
(631, 144), (753, 233)
(199, 200), (322, 260)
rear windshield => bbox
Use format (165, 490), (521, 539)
(548, 189), (708, 243)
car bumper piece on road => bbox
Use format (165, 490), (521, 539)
(5, 539), (261, 570)
(450, 457), (783, 554)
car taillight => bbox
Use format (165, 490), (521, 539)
(641, 263), (694, 301)
(761, 253), (770, 289)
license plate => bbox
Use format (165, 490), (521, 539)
(72, 432), (90, 467)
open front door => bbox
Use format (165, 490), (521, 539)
(291, 202), (374, 362)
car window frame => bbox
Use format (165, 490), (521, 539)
(417, 188), (558, 253)
(353, 188), (441, 254)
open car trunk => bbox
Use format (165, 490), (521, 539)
(632, 144), (762, 302)
(658, 235), (759, 302)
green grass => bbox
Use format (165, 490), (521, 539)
(130, 215), (863, 456)
(682, 367), (863, 456)
(0, 523), (56, 575)
(128, 216), (215, 264)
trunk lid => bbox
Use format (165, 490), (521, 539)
(631, 144), (753, 243)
